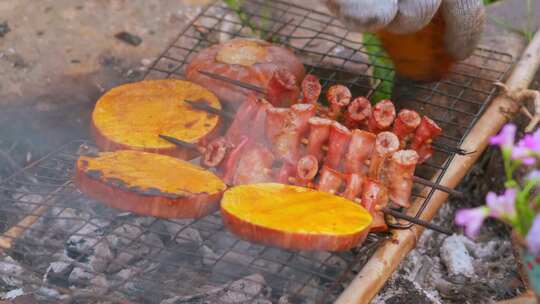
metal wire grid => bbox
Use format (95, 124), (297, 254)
(0, 141), (385, 303)
(0, 1), (515, 303)
(143, 0), (514, 228)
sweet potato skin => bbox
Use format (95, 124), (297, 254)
(91, 79), (223, 160)
(221, 207), (369, 251)
(220, 183), (371, 251)
(75, 155), (224, 219)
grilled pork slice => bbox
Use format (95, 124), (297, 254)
(221, 183), (372, 251)
(91, 79), (222, 160)
(75, 150), (227, 219)
(185, 38), (305, 109)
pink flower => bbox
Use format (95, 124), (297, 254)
(455, 207), (490, 238)
(526, 214), (540, 255)
(486, 188), (516, 220)
(489, 124), (516, 151)
(511, 145), (536, 165)
(526, 169), (540, 181)
(521, 129), (540, 152)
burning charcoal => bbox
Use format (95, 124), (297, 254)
(0, 256), (27, 287)
(44, 261), (73, 287)
(174, 227), (203, 245)
(68, 267), (93, 287)
(88, 241), (113, 273)
(200, 245), (219, 266)
(0, 21), (10, 38)
(114, 31), (142, 46)
(440, 235), (475, 279)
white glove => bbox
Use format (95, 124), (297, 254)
(323, 0), (484, 61)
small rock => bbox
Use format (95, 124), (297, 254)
(44, 261), (72, 285)
(114, 31), (142, 46)
(88, 241), (113, 272)
(201, 245), (220, 266)
(0, 21), (10, 38)
(4, 288), (24, 299)
(440, 235), (475, 278)
(141, 58), (153, 66)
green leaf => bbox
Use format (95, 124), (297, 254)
(362, 33), (395, 104)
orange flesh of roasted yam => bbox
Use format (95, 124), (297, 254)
(92, 79), (221, 156)
(376, 11), (454, 82)
(221, 183), (372, 251)
(78, 150), (226, 196)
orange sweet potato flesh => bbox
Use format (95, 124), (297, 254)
(376, 11), (454, 82)
(75, 150), (227, 219)
(91, 79), (222, 160)
(221, 183), (372, 251)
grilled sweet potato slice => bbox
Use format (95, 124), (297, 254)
(75, 150), (227, 219)
(221, 183), (372, 251)
(91, 79), (222, 160)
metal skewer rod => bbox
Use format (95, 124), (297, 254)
(198, 70), (268, 94)
(158, 134), (197, 149)
(381, 207), (452, 235)
(432, 142), (474, 156)
(184, 99), (235, 120)
(413, 176), (463, 198)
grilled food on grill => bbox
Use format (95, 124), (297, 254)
(185, 38), (305, 109)
(221, 183), (372, 251)
(75, 150), (227, 219)
(91, 79), (222, 160)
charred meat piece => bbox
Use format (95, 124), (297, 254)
(385, 150), (419, 208)
(317, 165), (344, 194)
(368, 131), (400, 179)
(266, 67), (300, 107)
(300, 74), (322, 104)
(368, 99), (396, 133)
(233, 144), (275, 185)
(342, 173), (364, 201)
(411, 116), (442, 163)
(326, 85), (352, 119)
(361, 178), (389, 232)
(344, 97), (372, 129)
(225, 94), (260, 145)
(392, 109), (421, 148)
(296, 155), (319, 187)
(307, 117), (333, 162)
(343, 129), (377, 174)
(325, 122), (352, 170)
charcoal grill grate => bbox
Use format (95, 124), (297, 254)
(0, 0), (514, 303)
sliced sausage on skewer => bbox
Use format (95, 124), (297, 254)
(392, 109), (421, 148)
(202, 137), (231, 168)
(233, 143), (275, 185)
(326, 85), (352, 119)
(291, 103), (317, 138)
(411, 116), (442, 163)
(300, 74), (322, 104)
(344, 97), (372, 129)
(368, 99), (396, 133)
(325, 122), (352, 170)
(361, 179), (389, 232)
(369, 131), (400, 180)
(342, 173), (364, 201)
(306, 117), (333, 162)
(385, 150), (419, 208)
(266, 68), (300, 107)
(276, 161), (297, 184)
(317, 165), (344, 195)
(296, 155), (319, 187)
(343, 129), (377, 174)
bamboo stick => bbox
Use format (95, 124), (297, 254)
(0, 181), (71, 250)
(335, 29), (540, 304)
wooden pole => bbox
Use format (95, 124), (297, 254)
(335, 29), (540, 304)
